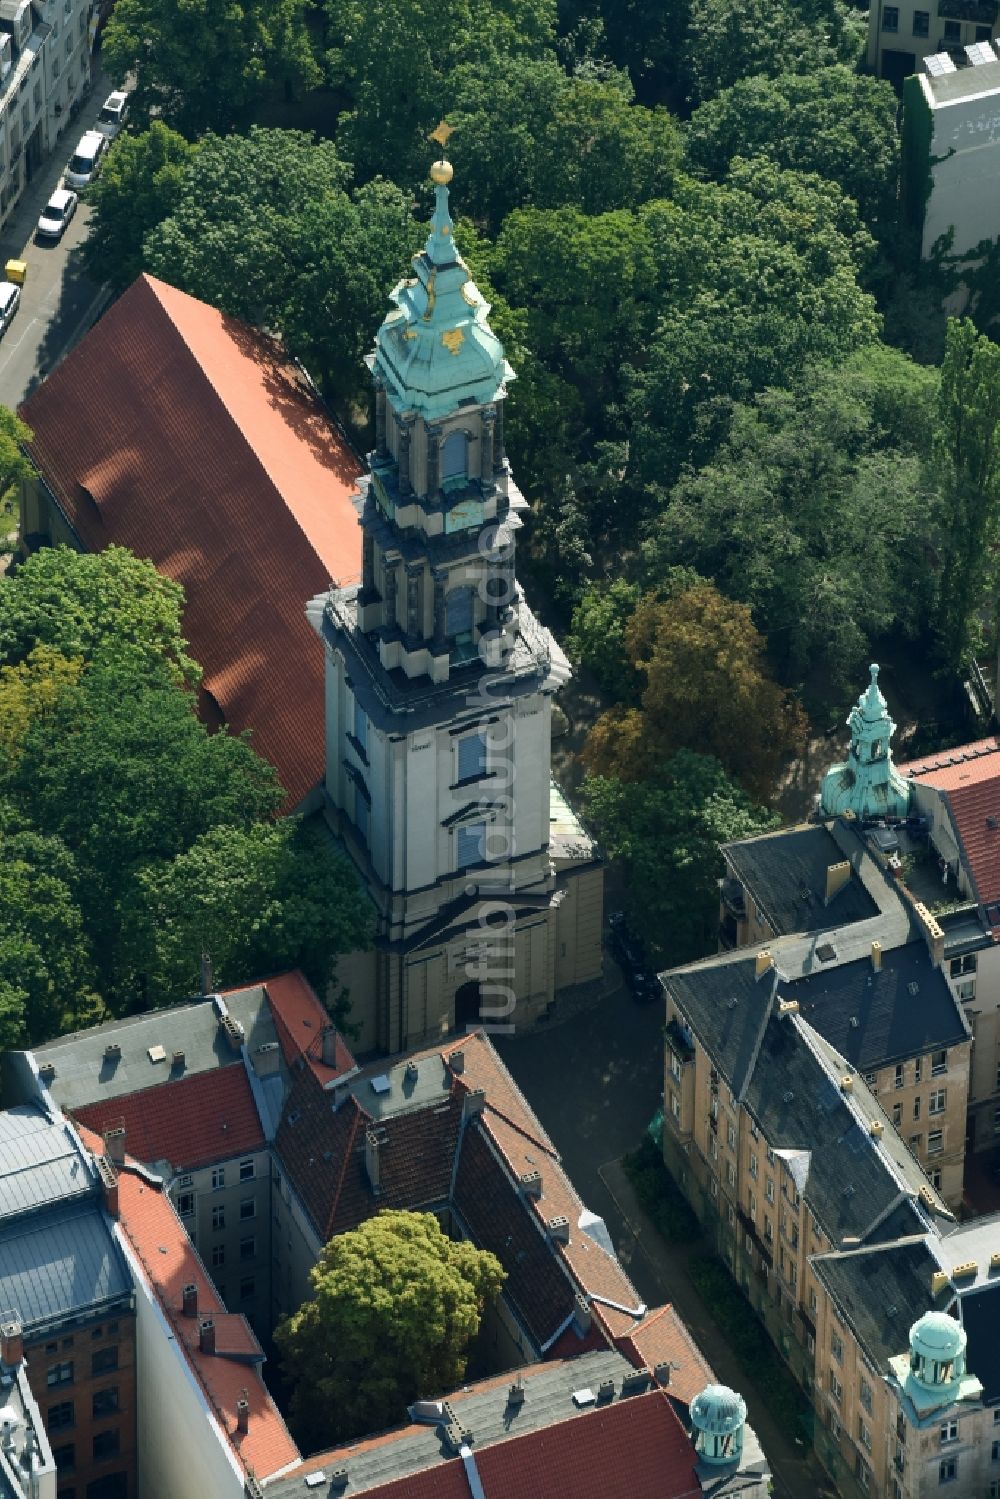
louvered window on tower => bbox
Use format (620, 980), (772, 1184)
(442, 430), (468, 481)
(457, 821), (486, 870)
(447, 585), (477, 661)
(458, 731), (487, 782)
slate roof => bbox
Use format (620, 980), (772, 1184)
(663, 954), (774, 1098)
(81, 1125), (299, 1481)
(724, 824), (879, 937)
(271, 1354), (703, 1499)
(0, 1199), (133, 1335)
(780, 941), (969, 1072)
(810, 1238), (938, 1372)
(899, 738), (1000, 915)
(19, 274), (363, 808)
(72, 1064), (265, 1173)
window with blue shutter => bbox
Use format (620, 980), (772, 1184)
(442, 430), (468, 481)
(457, 821), (485, 869)
(458, 731), (486, 782)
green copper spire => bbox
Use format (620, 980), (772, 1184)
(820, 663), (911, 821)
(369, 123), (513, 424)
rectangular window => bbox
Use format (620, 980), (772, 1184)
(211, 1205), (225, 1231)
(749, 1152), (758, 1178)
(211, 1245), (225, 1268)
(830, 1370), (843, 1401)
(913, 8), (929, 32)
(240, 1197), (256, 1221)
(211, 1167), (225, 1191)
(943, 17), (961, 38)
(994, 1105), (1000, 1135)
(882, 5), (899, 27)
(670, 1052), (682, 1083)
(456, 821), (486, 870)
(92, 1388), (119, 1418)
(239, 1158), (255, 1181)
(727, 1122), (737, 1149)
(939, 1456), (957, 1483)
(860, 1377), (873, 1414)
(47, 1402), (74, 1432)
(91, 1348), (118, 1377)
(929, 1089), (946, 1116)
(671, 1092), (679, 1120)
(766, 1147), (775, 1166)
(895, 1064), (904, 1089)
(177, 1175), (193, 1189)
(176, 1191), (194, 1217)
(892, 1103), (902, 1127)
(864, 1071), (878, 1089)
(749, 1193), (756, 1221)
(47, 1362), (73, 1387)
(710, 1134), (718, 1161)
(710, 1178), (719, 1199)
(726, 1161), (737, 1188)
(51, 1442), (75, 1469)
(992, 1440), (1000, 1461)
(928, 1129), (944, 1155)
(910, 1134), (922, 1153)
(240, 1236), (255, 1262)
(240, 1276), (255, 1300)
(764, 1216), (773, 1242)
(810, 1288), (818, 1314)
(766, 1178), (774, 1203)
(831, 1331), (844, 1363)
(932, 1050), (947, 1076)
(457, 731), (487, 782)
(914, 1096), (922, 1121)
(930, 1168), (943, 1189)
(941, 1420), (958, 1444)
(858, 1417), (872, 1452)
(92, 1429), (119, 1460)
(915, 1058), (922, 1083)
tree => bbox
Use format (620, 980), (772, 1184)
(0, 545), (199, 686)
(584, 752), (777, 963)
(566, 579), (640, 692)
(582, 584), (806, 800)
(3, 651), (282, 992)
(682, 0), (865, 106)
(0, 803), (104, 1045)
(644, 348), (938, 705)
(932, 318), (1000, 668)
(0, 646), (82, 768)
(142, 130), (414, 403)
(120, 819), (373, 1011)
(685, 68), (899, 232)
(0, 404), (34, 505)
(276, 1211), (505, 1449)
(82, 124), (196, 295)
(102, 0), (320, 137)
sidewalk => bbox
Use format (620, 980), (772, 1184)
(599, 1157), (834, 1499)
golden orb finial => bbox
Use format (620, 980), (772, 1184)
(430, 158), (453, 185)
(428, 121), (454, 185)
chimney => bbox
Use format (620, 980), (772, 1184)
(0, 1316), (23, 1369)
(104, 1124), (126, 1166)
(220, 1013), (245, 1052)
(871, 940), (882, 972)
(840, 1075), (854, 1094)
(777, 997), (799, 1018)
(913, 902), (946, 966)
(869, 1119), (884, 1139)
(321, 1026), (339, 1068)
(451, 1049), (465, 1075)
(652, 1361), (672, 1387)
(462, 1088), (486, 1120)
(172, 1049), (185, 1071)
(103, 1042), (121, 1061)
(199, 1318), (216, 1355)
(95, 1153), (119, 1219)
(572, 1294), (591, 1334)
(825, 861), (851, 903)
(507, 1379), (525, 1408)
(236, 1391), (250, 1435)
(754, 950), (773, 980)
(252, 1041), (281, 1078)
(519, 1169), (542, 1199)
(200, 951), (214, 996)
(547, 1215), (570, 1243)
(365, 1129), (381, 1195)
(182, 1283), (198, 1318)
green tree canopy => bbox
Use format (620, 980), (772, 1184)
(566, 578), (641, 693)
(582, 583), (806, 799)
(120, 819), (372, 1011)
(142, 129), (415, 402)
(276, 1210), (505, 1450)
(0, 545), (199, 684)
(82, 124), (196, 295)
(584, 752), (777, 964)
(684, 67), (899, 231)
(103, 0), (320, 136)
(644, 347), (938, 705)
(682, 0), (864, 105)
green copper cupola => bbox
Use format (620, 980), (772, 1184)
(820, 664), (911, 822)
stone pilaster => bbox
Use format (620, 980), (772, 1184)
(374, 380), (388, 460)
(384, 557), (400, 630)
(397, 418), (413, 499)
(481, 407), (496, 493)
(406, 563), (422, 639)
(432, 567), (448, 652)
(426, 424), (442, 499)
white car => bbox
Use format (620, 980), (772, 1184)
(0, 281), (21, 336)
(96, 90), (129, 140)
(36, 188), (78, 242)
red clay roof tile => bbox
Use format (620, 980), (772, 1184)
(899, 738), (1000, 908)
(616, 1303), (715, 1407)
(20, 274), (363, 809)
(265, 969), (356, 1086)
(72, 1063), (265, 1172)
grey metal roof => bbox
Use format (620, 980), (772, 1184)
(810, 1238), (938, 1372)
(723, 824), (879, 937)
(0, 1199), (132, 1334)
(0, 1106), (94, 1220)
(29, 985), (278, 1111)
(267, 1350), (635, 1498)
(924, 56), (1000, 105)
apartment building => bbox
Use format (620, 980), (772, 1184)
(866, 0), (1000, 83)
(0, 1317), (57, 1499)
(0, 0), (90, 228)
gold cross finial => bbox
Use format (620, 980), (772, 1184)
(429, 120), (453, 148)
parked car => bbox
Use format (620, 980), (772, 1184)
(64, 130), (106, 190)
(36, 188), (78, 242)
(608, 910), (661, 1002)
(0, 280), (21, 337)
(96, 90), (129, 140)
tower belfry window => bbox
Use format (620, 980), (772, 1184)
(442, 430), (468, 482)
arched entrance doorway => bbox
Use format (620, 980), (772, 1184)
(455, 980), (482, 1031)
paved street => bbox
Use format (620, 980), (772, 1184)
(495, 970), (829, 1499)
(0, 60), (111, 412)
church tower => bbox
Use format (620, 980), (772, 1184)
(311, 128), (603, 1052)
(820, 663), (911, 821)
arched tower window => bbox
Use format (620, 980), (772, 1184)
(446, 584), (477, 663)
(442, 430), (468, 482)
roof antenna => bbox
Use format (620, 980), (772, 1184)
(200, 951), (214, 997)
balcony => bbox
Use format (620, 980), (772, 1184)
(720, 876), (747, 919)
(665, 1017), (695, 1065)
(938, 0), (997, 18)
